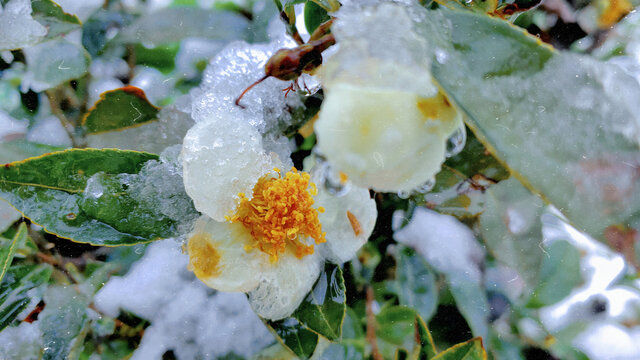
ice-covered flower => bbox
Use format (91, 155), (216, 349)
(180, 40), (377, 320)
(0, 0), (46, 51)
(314, 2), (464, 193)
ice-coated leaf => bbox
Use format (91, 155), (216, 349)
(23, 38), (90, 92)
(82, 86), (160, 134)
(321, 308), (365, 359)
(266, 317), (319, 359)
(0, 222), (26, 283)
(431, 9), (640, 243)
(388, 246), (438, 322)
(376, 306), (420, 358)
(30, 0), (81, 39)
(0, 149), (184, 246)
(433, 337), (487, 360)
(292, 263), (346, 341)
(116, 7), (249, 47)
(480, 178), (545, 293)
(0, 139), (65, 164)
(39, 286), (90, 360)
(425, 131), (509, 219)
(0, 264), (52, 331)
(527, 240), (582, 308)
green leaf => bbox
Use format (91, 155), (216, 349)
(82, 10), (134, 57)
(0, 223), (26, 284)
(31, 0), (82, 39)
(376, 306), (420, 358)
(267, 317), (319, 359)
(116, 7), (250, 47)
(24, 38), (90, 91)
(433, 337), (487, 360)
(133, 43), (180, 74)
(449, 275), (489, 341)
(40, 286), (90, 360)
(304, 1), (330, 35)
(416, 313), (438, 359)
(527, 240), (582, 308)
(388, 246), (438, 322)
(292, 263), (346, 341)
(321, 308), (365, 359)
(480, 178), (545, 292)
(0, 264), (52, 331)
(82, 87), (160, 134)
(431, 9), (640, 242)
(0, 149), (181, 246)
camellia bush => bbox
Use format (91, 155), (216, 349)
(1, 0), (640, 358)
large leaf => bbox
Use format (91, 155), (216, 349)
(430, 9), (640, 243)
(116, 7), (249, 47)
(0, 264), (52, 331)
(480, 178), (545, 293)
(292, 263), (346, 341)
(40, 286), (90, 360)
(433, 337), (487, 360)
(266, 318), (319, 359)
(388, 246), (438, 322)
(0, 223), (26, 284)
(82, 87), (160, 134)
(0, 149), (183, 246)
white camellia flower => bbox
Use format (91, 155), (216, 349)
(314, 2), (464, 193)
(180, 39), (377, 321)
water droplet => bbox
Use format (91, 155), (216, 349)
(416, 178), (436, 194)
(397, 190), (411, 199)
(435, 48), (449, 64)
(445, 126), (467, 158)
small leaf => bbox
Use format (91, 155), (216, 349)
(0, 149), (179, 246)
(31, 0), (82, 39)
(388, 246), (438, 322)
(292, 263), (346, 341)
(82, 87), (160, 134)
(304, 1), (330, 35)
(133, 43), (180, 74)
(267, 317), (319, 359)
(432, 337), (487, 360)
(415, 314), (438, 359)
(527, 240), (582, 308)
(0, 264), (52, 331)
(0, 223), (26, 283)
(23, 38), (90, 91)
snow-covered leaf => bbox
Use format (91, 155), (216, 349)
(30, 0), (81, 39)
(23, 38), (89, 91)
(82, 86), (160, 134)
(0, 149), (188, 245)
(0, 264), (52, 331)
(39, 286), (90, 360)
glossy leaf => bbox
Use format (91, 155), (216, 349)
(0, 223), (26, 284)
(116, 7), (250, 47)
(388, 246), (438, 322)
(304, 1), (330, 34)
(480, 178), (545, 292)
(82, 87), (160, 134)
(416, 314), (438, 359)
(431, 9), (640, 243)
(527, 240), (582, 308)
(0, 149), (180, 246)
(40, 286), (90, 360)
(267, 317), (319, 359)
(292, 263), (346, 341)
(0, 264), (52, 331)
(432, 337), (487, 360)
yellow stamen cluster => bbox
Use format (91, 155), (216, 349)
(227, 167), (326, 261)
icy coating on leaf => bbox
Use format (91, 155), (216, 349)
(0, 0), (46, 51)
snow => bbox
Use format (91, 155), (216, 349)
(0, 0), (46, 51)
(0, 322), (43, 360)
(26, 116), (72, 147)
(94, 239), (273, 359)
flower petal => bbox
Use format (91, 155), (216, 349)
(248, 252), (322, 320)
(182, 117), (272, 221)
(188, 215), (269, 293)
(315, 181), (377, 264)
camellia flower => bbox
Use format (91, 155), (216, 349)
(181, 103), (377, 321)
(314, 2), (464, 193)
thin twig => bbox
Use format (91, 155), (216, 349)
(366, 286), (383, 360)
